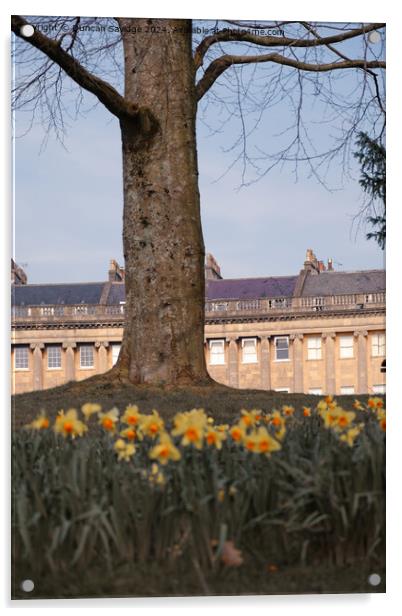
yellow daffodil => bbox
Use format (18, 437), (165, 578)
(25, 411), (50, 430)
(216, 424), (229, 432)
(335, 409), (356, 430)
(54, 409), (88, 439)
(120, 427), (138, 441)
(377, 410), (386, 431)
(81, 402), (102, 420)
(353, 399), (364, 411)
(121, 404), (142, 426)
(171, 408), (207, 449)
(205, 427), (226, 449)
(302, 407), (312, 417)
(317, 399), (329, 413)
(217, 489), (225, 503)
(139, 410), (165, 438)
(98, 407), (120, 432)
(254, 427), (281, 455)
(282, 405), (295, 417)
(269, 410), (284, 428)
(244, 431), (258, 452)
(239, 409), (262, 428)
(340, 424), (364, 447)
(114, 438), (135, 461)
(229, 424), (246, 443)
(368, 397), (384, 410)
(149, 433), (181, 465)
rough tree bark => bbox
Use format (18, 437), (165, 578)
(113, 18), (211, 385)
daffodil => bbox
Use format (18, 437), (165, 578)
(25, 410), (50, 430)
(334, 409), (356, 430)
(81, 402), (102, 420)
(239, 409), (262, 428)
(216, 424), (229, 432)
(302, 407), (311, 417)
(340, 424), (364, 447)
(121, 404), (142, 426)
(282, 405), (295, 417)
(368, 397), (384, 410)
(229, 424), (246, 443)
(254, 427), (281, 455)
(54, 409), (88, 439)
(140, 410), (165, 438)
(114, 438), (135, 461)
(98, 407), (119, 432)
(269, 410), (284, 428)
(149, 433), (181, 465)
(171, 408), (207, 449)
(377, 409), (386, 431)
(353, 399), (364, 411)
(205, 427), (226, 449)
(120, 427), (138, 441)
(244, 431), (258, 452)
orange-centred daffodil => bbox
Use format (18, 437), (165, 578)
(54, 409), (88, 438)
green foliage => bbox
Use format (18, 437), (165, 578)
(12, 406), (385, 598)
(354, 131), (386, 249)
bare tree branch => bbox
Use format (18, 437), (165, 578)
(11, 15), (140, 121)
(196, 52), (386, 101)
(194, 22), (385, 69)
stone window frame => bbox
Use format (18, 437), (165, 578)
(275, 387), (290, 393)
(111, 343), (121, 366)
(47, 345), (62, 370)
(372, 384), (386, 394)
(209, 339), (225, 365)
(371, 333), (385, 357)
(241, 337), (258, 364)
(308, 387), (323, 395)
(14, 346), (29, 370)
(307, 336), (322, 360)
(340, 385), (355, 395)
(339, 335), (354, 359)
(274, 336), (290, 362)
(80, 344), (94, 369)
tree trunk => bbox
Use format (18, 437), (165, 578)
(114, 18), (211, 386)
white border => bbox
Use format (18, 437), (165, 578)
(2, 1), (401, 613)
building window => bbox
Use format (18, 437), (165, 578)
(274, 336), (289, 361)
(241, 338), (258, 364)
(47, 345), (61, 369)
(339, 335), (354, 359)
(372, 333), (385, 357)
(340, 386), (355, 395)
(275, 388), (290, 393)
(308, 388), (322, 395)
(14, 346), (29, 370)
(307, 337), (322, 360)
(209, 339), (225, 365)
(372, 384), (386, 394)
(80, 345), (94, 369)
(112, 344), (121, 366)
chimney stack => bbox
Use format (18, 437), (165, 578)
(108, 259), (125, 282)
(11, 259), (27, 285)
(327, 258), (334, 271)
(205, 253), (222, 280)
(303, 248), (320, 274)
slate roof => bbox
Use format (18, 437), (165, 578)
(206, 276), (298, 300)
(301, 270), (385, 297)
(106, 283), (126, 305)
(11, 270), (385, 306)
(12, 282), (105, 306)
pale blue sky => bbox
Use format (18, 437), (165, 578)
(13, 19), (385, 283)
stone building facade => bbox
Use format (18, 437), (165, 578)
(11, 251), (386, 396)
